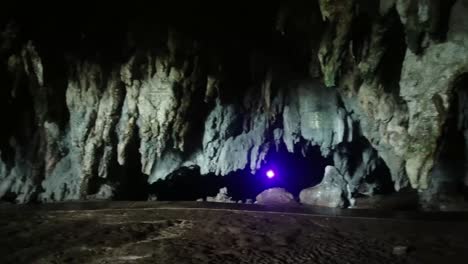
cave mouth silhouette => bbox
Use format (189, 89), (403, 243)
(149, 143), (332, 201)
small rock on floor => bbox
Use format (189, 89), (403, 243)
(392, 246), (409, 256)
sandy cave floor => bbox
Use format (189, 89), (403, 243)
(0, 202), (468, 264)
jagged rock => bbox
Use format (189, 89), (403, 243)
(333, 142), (383, 197)
(398, 0), (468, 190)
(300, 166), (347, 208)
(255, 188), (296, 205)
(318, 0), (355, 86)
(282, 80), (351, 156)
(0, 13), (386, 204)
(206, 187), (234, 203)
(193, 79), (351, 178)
(0, 153), (36, 203)
(332, 0), (468, 197)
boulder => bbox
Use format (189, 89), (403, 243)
(255, 188), (296, 205)
(299, 166), (347, 208)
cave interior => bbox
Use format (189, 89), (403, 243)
(3, 1), (468, 263)
(0, 0), (467, 210)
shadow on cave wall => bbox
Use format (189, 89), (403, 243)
(87, 125), (150, 201)
(424, 73), (468, 208)
(148, 142), (332, 201)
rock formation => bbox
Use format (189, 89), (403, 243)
(300, 166), (348, 208)
(256, 188), (296, 205)
(0, 1), (467, 209)
(206, 187), (235, 203)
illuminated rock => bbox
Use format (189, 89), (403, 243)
(299, 166), (347, 208)
(255, 188), (296, 205)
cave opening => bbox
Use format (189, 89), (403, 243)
(148, 142), (332, 202)
(148, 166), (223, 202)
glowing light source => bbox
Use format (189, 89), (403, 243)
(266, 169), (275, 179)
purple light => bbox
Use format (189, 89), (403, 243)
(266, 169), (275, 179)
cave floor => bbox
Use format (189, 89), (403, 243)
(1, 202), (467, 264)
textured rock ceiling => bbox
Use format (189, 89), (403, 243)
(0, 0), (467, 208)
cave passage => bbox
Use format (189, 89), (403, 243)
(149, 143), (332, 201)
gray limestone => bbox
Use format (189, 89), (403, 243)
(255, 188), (296, 205)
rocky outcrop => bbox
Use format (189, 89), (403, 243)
(398, 0), (468, 189)
(319, 0), (468, 202)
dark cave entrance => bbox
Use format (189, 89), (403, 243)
(148, 143), (332, 201)
(87, 125), (150, 201)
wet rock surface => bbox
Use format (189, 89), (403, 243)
(0, 202), (467, 264)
